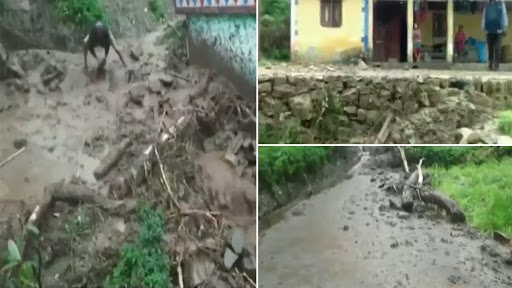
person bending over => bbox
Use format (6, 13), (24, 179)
(83, 21), (127, 71)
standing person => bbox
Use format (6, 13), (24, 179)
(455, 25), (467, 59)
(482, 0), (508, 70)
(413, 23), (422, 62)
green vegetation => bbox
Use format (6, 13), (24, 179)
(498, 110), (512, 136)
(407, 146), (512, 237)
(259, 93), (349, 144)
(1, 221), (41, 288)
(259, 0), (290, 61)
(259, 146), (338, 192)
(148, 0), (166, 22)
(55, 0), (109, 30)
(105, 203), (171, 288)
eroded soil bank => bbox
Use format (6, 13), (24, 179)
(259, 148), (512, 288)
(259, 67), (512, 144)
(0, 22), (256, 287)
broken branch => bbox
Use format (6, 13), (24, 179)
(93, 138), (132, 180)
(397, 146), (410, 174)
(0, 146), (26, 168)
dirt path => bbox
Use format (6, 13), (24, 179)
(259, 152), (512, 288)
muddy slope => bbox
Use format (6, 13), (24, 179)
(259, 149), (512, 288)
(0, 22), (256, 287)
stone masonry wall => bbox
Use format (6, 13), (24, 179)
(259, 73), (512, 144)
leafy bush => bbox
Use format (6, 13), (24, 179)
(148, 0), (166, 22)
(498, 110), (512, 136)
(55, 0), (109, 30)
(405, 146), (512, 168)
(259, 0), (290, 60)
(258, 146), (335, 193)
(105, 203), (171, 288)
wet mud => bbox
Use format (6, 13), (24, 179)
(259, 150), (512, 288)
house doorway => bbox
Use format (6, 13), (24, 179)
(373, 0), (408, 62)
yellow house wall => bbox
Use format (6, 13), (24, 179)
(419, 12), (512, 46)
(294, 0), (363, 62)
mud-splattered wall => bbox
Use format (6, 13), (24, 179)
(187, 15), (256, 90)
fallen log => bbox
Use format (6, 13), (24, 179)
(401, 169), (419, 212)
(93, 138), (132, 180)
(419, 186), (465, 223)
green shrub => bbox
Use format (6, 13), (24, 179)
(105, 203), (171, 288)
(498, 110), (512, 136)
(405, 146), (512, 168)
(258, 146), (335, 193)
(55, 0), (109, 30)
(259, 0), (290, 60)
(148, 0), (166, 22)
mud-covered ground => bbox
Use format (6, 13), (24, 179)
(0, 21), (256, 287)
(259, 149), (512, 288)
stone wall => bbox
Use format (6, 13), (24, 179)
(259, 73), (512, 144)
(187, 15), (256, 101)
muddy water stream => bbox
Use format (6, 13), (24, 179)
(259, 151), (512, 288)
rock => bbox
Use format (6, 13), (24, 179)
(273, 84), (295, 98)
(128, 83), (146, 105)
(40, 62), (64, 87)
(467, 131), (484, 144)
(291, 208), (305, 216)
(158, 74), (174, 87)
(5, 58), (26, 79)
(397, 211), (411, 220)
(456, 127), (474, 144)
(356, 108), (366, 122)
(343, 225), (350, 231)
(289, 94), (313, 120)
(259, 81), (272, 93)
(13, 138), (27, 149)
(344, 106), (357, 114)
(496, 135), (512, 144)
(242, 254), (256, 282)
(223, 248), (239, 270)
(147, 75), (162, 94)
(229, 228), (246, 255)
(0, 43), (7, 63)
(130, 43), (143, 61)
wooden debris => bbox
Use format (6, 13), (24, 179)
(0, 146), (26, 168)
(374, 112), (393, 144)
(93, 138), (132, 180)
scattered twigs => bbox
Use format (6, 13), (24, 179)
(397, 146), (410, 174)
(243, 272), (257, 287)
(177, 256), (184, 288)
(0, 146), (26, 168)
(154, 146), (180, 211)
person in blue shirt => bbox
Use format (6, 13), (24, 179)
(481, 0), (508, 70)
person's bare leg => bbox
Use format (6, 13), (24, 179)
(108, 31), (127, 67)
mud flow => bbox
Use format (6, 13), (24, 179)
(0, 22), (255, 287)
(259, 148), (512, 288)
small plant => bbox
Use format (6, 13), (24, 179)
(148, 0), (166, 22)
(1, 220), (41, 288)
(498, 110), (512, 136)
(55, 0), (109, 30)
(105, 203), (171, 288)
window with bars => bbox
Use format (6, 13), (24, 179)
(320, 0), (342, 28)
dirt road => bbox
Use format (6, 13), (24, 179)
(259, 151), (512, 288)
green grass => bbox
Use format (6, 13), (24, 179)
(427, 158), (512, 237)
(498, 110), (512, 136)
(258, 146), (335, 192)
